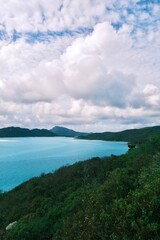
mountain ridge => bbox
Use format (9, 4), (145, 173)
(50, 126), (88, 137)
(0, 126), (57, 137)
(0, 125), (160, 142)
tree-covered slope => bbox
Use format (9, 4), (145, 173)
(0, 135), (160, 239)
(0, 127), (57, 137)
(78, 126), (160, 143)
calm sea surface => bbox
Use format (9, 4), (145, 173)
(0, 137), (128, 191)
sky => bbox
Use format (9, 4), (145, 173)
(0, 0), (160, 132)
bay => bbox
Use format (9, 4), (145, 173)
(0, 137), (128, 191)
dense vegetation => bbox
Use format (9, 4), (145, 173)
(50, 126), (87, 137)
(0, 127), (57, 137)
(78, 126), (160, 143)
(0, 134), (160, 239)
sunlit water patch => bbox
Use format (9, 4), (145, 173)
(0, 137), (128, 191)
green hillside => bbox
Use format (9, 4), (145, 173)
(78, 126), (160, 143)
(0, 127), (57, 137)
(0, 135), (160, 239)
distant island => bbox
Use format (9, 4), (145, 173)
(0, 126), (160, 144)
(0, 126), (88, 138)
(50, 126), (88, 137)
(0, 127), (56, 137)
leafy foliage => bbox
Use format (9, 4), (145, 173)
(0, 135), (160, 239)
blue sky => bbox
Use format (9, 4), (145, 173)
(0, 0), (159, 131)
(0, 0), (160, 43)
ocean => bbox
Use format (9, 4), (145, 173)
(0, 137), (128, 191)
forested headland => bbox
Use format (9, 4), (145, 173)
(78, 126), (160, 144)
(0, 134), (160, 239)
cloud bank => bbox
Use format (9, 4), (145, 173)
(0, 0), (159, 131)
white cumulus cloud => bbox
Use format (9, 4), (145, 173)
(0, 1), (159, 131)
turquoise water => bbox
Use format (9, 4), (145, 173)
(0, 137), (128, 191)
